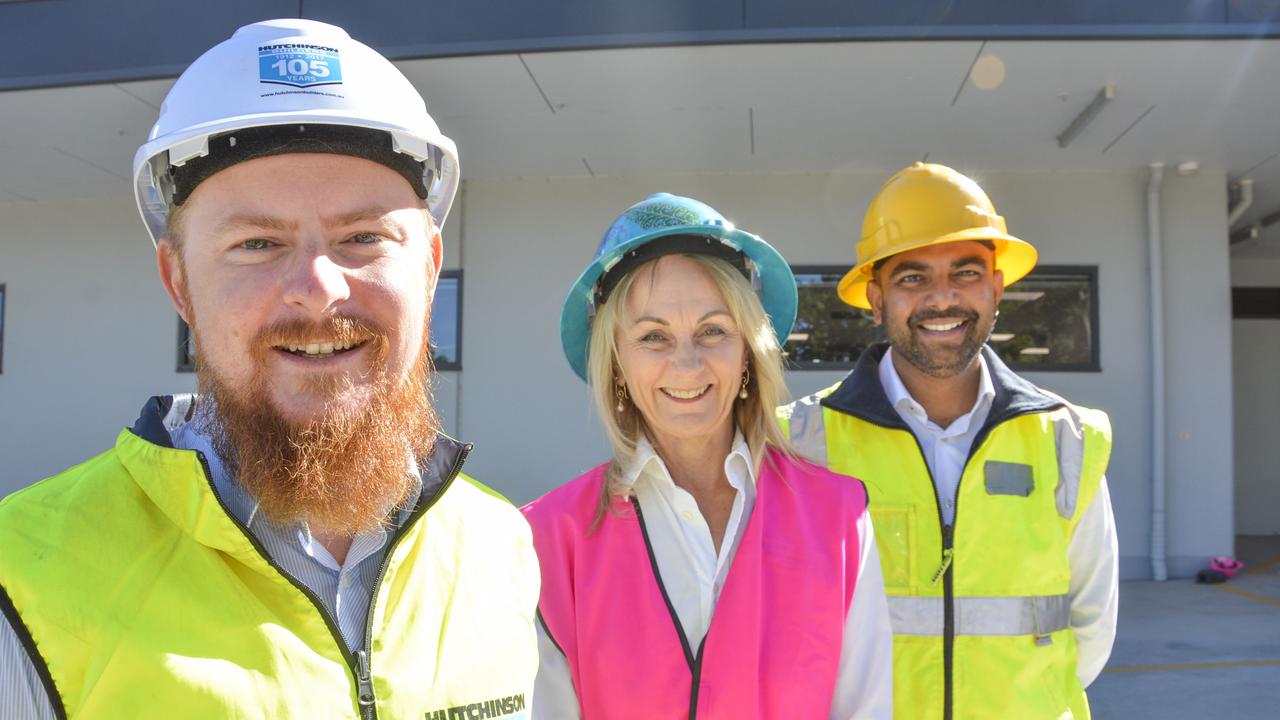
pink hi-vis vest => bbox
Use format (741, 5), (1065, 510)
(523, 447), (868, 719)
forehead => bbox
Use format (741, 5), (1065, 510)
(177, 153), (425, 234)
(624, 255), (728, 317)
(879, 240), (995, 274)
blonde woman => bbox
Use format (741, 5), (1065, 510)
(522, 193), (892, 719)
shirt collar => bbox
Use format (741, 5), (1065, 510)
(622, 431), (756, 494)
(878, 346), (996, 425)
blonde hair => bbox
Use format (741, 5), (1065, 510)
(586, 253), (793, 515)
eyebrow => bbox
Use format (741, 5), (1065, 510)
(630, 309), (732, 326)
(327, 207), (406, 229)
(214, 213), (297, 235)
(888, 255), (988, 279)
(212, 207), (409, 236)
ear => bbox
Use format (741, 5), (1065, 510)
(156, 240), (192, 325)
(991, 267), (1005, 305)
(866, 279), (885, 326)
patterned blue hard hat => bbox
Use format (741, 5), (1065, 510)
(559, 192), (798, 381)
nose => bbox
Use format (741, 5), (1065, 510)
(671, 338), (705, 373)
(922, 277), (963, 310)
(282, 249), (351, 316)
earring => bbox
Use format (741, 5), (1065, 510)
(738, 366), (750, 400)
(615, 383), (628, 413)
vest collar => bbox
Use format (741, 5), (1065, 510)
(821, 342), (1063, 437)
(121, 395), (469, 556)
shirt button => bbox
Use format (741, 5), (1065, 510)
(681, 510), (697, 523)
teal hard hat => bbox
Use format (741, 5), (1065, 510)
(559, 192), (798, 382)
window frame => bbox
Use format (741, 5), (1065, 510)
(177, 316), (195, 373)
(0, 283), (6, 374)
(783, 263), (1101, 373)
(1002, 264), (1100, 373)
(785, 264), (877, 372)
(432, 269), (463, 372)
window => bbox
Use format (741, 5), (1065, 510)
(786, 267), (881, 370)
(177, 317), (196, 372)
(784, 265), (1100, 372)
(0, 283), (6, 374)
(1232, 287), (1280, 319)
(431, 270), (462, 371)
(990, 266), (1099, 372)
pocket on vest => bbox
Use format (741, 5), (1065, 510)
(869, 504), (916, 593)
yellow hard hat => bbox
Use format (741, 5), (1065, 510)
(838, 162), (1038, 309)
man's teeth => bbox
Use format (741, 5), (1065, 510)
(663, 386), (709, 400)
(285, 341), (359, 356)
(922, 320), (964, 332)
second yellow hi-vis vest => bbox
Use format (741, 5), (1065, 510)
(0, 396), (539, 720)
(781, 345), (1111, 720)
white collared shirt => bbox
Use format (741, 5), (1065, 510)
(878, 349), (1118, 687)
(879, 347), (996, 526)
(532, 433), (894, 719)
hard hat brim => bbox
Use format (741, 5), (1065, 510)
(559, 225), (798, 382)
(837, 230), (1038, 309)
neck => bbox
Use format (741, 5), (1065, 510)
(650, 427), (736, 495)
(648, 425), (739, 553)
(891, 350), (983, 428)
(312, 529), (354, 566)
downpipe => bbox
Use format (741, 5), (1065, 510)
(1146, 163), (1168, 582)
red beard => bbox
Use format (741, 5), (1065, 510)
(193, 313), (440, 537)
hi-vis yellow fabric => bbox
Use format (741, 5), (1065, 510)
(781, 345), (1110, 720)
(0, 405), (538, 720)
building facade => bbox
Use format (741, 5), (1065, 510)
(3, 1), (1279, 578)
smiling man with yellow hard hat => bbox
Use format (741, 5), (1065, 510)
(782, 162), (1118, 720)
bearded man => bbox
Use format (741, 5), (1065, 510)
(0, 19), (538, 720)
(782, 163), (1118, 720)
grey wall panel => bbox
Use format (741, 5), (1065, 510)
(0, 0), (299, 88)
(744, 0), (1229, 29)
(3, 0), (1280, 91)
(302, 0), (744, 49)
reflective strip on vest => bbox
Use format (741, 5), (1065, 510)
(786, 394), (829, 466)
(888, 594), (1071, 637)
(1048, 402), (1086, 520)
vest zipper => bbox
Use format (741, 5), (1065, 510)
(633, 500), (703, 718)
(896, 432), (954, 720)
(195, 445), (470, 720)
(358, 443), (472, 720)
(355, 650), (376, 715)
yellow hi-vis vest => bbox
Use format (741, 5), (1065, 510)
(781, 345), (1111, 720)
(0, 396), (539, 720)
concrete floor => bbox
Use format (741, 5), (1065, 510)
(1088, 536), (1280, 719)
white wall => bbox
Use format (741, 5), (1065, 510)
(0, 169), (1237, 577)
(0, 194), (196, 490)
(1230, 256), (1280, 535)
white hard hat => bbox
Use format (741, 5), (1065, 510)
(132, 18), (459, 245)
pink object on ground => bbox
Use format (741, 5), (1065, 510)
(1210, 556), (1245, 578)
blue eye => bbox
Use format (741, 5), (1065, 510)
(702, 326), (726, 337)
(348, 232), (381, 245)
(239, 238), (272, 250)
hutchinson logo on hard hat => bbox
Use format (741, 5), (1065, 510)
(258, 42), (344, 88)
(838, 162), (1038, 309)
